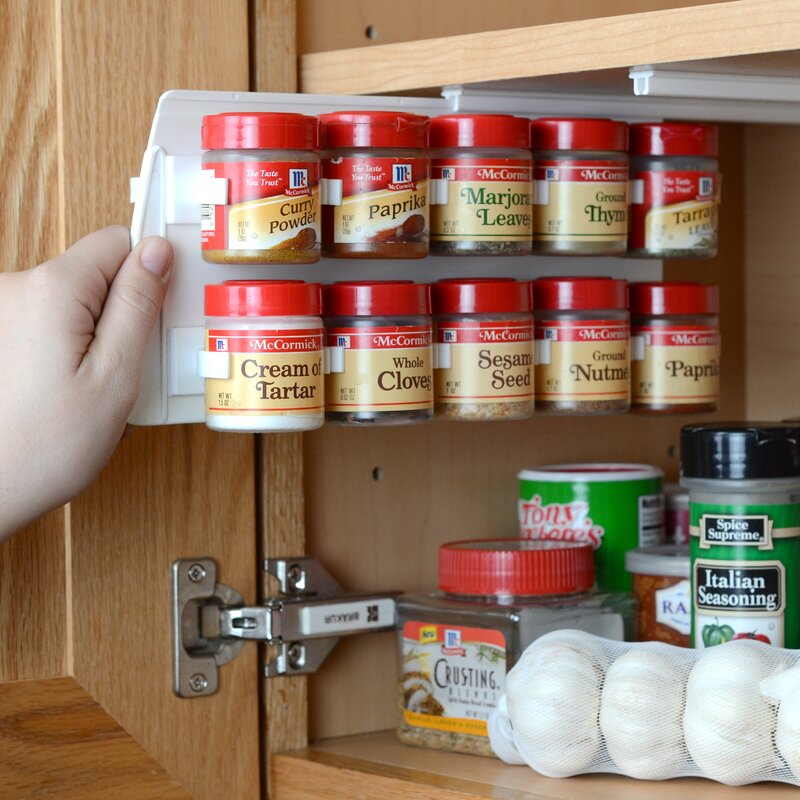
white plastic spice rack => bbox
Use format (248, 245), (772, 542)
(128, 88), (667, 426)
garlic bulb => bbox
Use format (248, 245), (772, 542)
(684, 640), (784, 784)
(760, 665), (800, 780)
(600, 647), (687, 779)
(505, 630), (604, 777)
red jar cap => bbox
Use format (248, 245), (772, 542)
(432, 278), (531, 314)
(201, 113), (317, 150)
(323, 281), (430, 316)
(530, 117), (628, 152)
(318, 111), (428, 149)
(205, 280), (322, 317)
(439, 539), (595, 596)
(532, 277), (628, 311)
(429, 114), (530, 149)
(630, 282), (719, 315)
(629, 123), (718, 157)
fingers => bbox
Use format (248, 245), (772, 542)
(85, 236), (173, 403)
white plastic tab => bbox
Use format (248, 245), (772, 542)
(429, 178), (450, 206)
(534, 180), (550, 206)
(629, 179), (645, 205)
(321, 178), (343, 206)
(326, 346), (345, 374)
(534, 339), (550, 366)
(630, 334), (646, 362)
(196, 348), (231, 380)
(630, 66), (654, 96)
(299, 598), (396, 637)
(433, 342), (451, 370)
(130, 177), (142, 204)
(166, 156), (203, 225)
(168, 327), (207, 395)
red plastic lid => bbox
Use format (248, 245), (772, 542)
(629, 282), (719, 315)
(201, 113), (317, 150)
(323, 281), (431, 316)
(205, 280), (322, 317)
(629, 123), (718, 157)
(530, 117), (628, 152)
(429, 114), (530, 149)
(532, 277), (628, 311)
(439, 539), (595, 596)
(432, 278), (531, 314)
(318, 111), (429, 149)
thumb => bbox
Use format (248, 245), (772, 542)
(87, 236), (173, 390)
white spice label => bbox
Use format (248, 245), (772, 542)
(400, 621), (506, 738)
(655, 579), (691, 636)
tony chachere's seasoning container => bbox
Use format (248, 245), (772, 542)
(324, 281), (433, 425)
(200, 113), (320, 264)
(630, 282), (720, 414)
(397, 540), (630, 757)
(199, 281), (323, 432)
(530, 118), (629, 255)
(319, 112), (429, 259)
(429, 114), (532, 256)
(681, 423), (800, 648)
(532, 277), (630, 414)
(431, 278), (533, 421)
(626, 545), (690, 647)
(628, 123), (720, 258)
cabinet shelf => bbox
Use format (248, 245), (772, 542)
(273, 731), (800, 800)
(299, 0), (800, 102)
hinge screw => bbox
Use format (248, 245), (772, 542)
(287, 643), (305, 669)
(286, 564), (304, 590)
(187, 564), (207, 583)
(189, 673), (209, 693)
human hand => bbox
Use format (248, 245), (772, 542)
(0, 226), (173, 541)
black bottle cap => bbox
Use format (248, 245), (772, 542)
(681, 422), (800, 480)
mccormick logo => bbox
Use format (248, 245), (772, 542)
(392, 163), (412, 185)
(545, 168), (559, 181)
(288, 168), (308, 190)
(441, 167), (456, 180)
(545, 328), (559, 341)
(669, 332), (717, 346)
(578, 328), (628, 342)
(699, 177), (714, 196)
(443, 330), (458, 343)
(215, 338), (228, 351)
(336, 335), (351, 348)
(518, 495), (606, 549)
(442, 628), (466, 656)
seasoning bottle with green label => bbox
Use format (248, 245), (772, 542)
(681, 422), (800, 649)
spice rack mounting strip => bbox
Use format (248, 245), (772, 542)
(129, 89), (667, 427)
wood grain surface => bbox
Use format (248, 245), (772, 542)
(299, 0), (799, 94)
(0, 677), (192, 800)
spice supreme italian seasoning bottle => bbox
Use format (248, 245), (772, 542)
(681, 423), (800, 648)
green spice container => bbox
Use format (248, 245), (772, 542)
(681, 422), (800, 649)
(518, 464), (664, 592)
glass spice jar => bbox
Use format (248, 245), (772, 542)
(198, 280), (324, 432)
(530, 117), (629, 255)
(431, 278), (533, 421)
(532, 277), (630, 414)
(324, 281), (433, 425)
(630, 282), (720, 414)
(319, 111), (429, 259)
(200, 113), (320, 264)
(397, 539), (631, 757)
(628, 123), (720, 258)
(429, 114), (532, 256)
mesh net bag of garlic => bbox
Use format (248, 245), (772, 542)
(488, 629), (800, 785)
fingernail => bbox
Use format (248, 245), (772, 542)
(140, 237), (173, 278)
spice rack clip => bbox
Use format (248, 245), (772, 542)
(128, 89), (663, 426)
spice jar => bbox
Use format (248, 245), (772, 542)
(397, 539), (631, 757)
(628, 123), (720, 258)
(666, 483), (691, 544)
(432, 279), (533, 421)
(319, 111), (429, 258)
(630, 282), (720, 414)
(626, 545), (690, 647)
(199, 280), (323, 432)
(429, 114), (532, 255)
(530, 118), (629, 255)
(324, 281), (433, 425)
(200, 113), (320, 264)
(681, 423), (800, 648)
(532, 277), (630, 414)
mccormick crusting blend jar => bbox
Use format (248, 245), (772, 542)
(532, 277), (630, 414)
(628, 123), (720, 258)
(630, 282), (720, 414)
(429, 114), (532, 255)
(319, 111), (429, 258)
(200, 113), (320, 264)
(530, 118), (629, 255)
(432, 278), (534, 421)
(396, 539), (630, 757)
(323, 281), (433, 425)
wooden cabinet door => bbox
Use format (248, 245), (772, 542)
(0, 2), (302, 797)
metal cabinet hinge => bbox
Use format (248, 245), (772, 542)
(172, 557), (398, 698)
